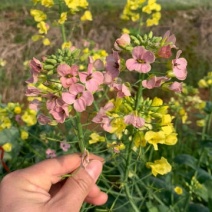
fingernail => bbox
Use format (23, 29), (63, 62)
(85, 160), (103, 182)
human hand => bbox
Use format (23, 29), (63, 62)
(0, 153), (108, 212)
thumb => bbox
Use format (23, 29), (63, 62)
(49, 160), (103, 211)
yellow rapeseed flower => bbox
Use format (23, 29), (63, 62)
(89, 132), (105, 144)
(62, 41), (72, 49)
(32, 34), (44, 42)
(151, 97), (163, 106)
(146, 157), (172, 177)
(2, 142), (12, 152)
(65, 0), (88, 13)
(21, 109), (37, 126)
(0, 116), (12, 131)
(198, 79), (208, 88)
(14, 106), (22, 114)
(43, 38), (51, 46)
(122, 28), (130, 34)
(21, 130), (29, 140)
(110, 117), (127, 139)
(41, 0), (54, 7)
(133, 131), (146, 147)
(174, 186), (183, 195)
(107, 141), (125, 153)
(58, 12), (67, 24)
(196, 119), (205, 127)
(144, 130), (165, 150)
(30, 9), (47, 22)
(81, 10), (92, 21)
(0, 58), (6, 67)
(37, 21), (49, 34)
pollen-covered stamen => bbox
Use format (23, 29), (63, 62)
(86, 74), (92, 81)
(76, 92), (83, 99)
(66, 74), (73, 78)
(137, 59), (146, 64)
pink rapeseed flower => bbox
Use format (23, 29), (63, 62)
(26, 57), (42, 84)
(169, 81), (183, 93)
(111, 82), (131, 98)
(158, 45), (172, 58)
(57, 64), (79, 88)
(46, 95), (69, 123)
(46, 148), (56, 158)
(37, 113), (51, 125)
(162, 30), (177, 48)
(92, 102), (114, 132)
(79, 63), (104, 92)
(172, 50), (187, 80)
(104, 51), (120, 84)
(142, 76), (169, 89)
(62, 83), (94, 112)
(124, 113), (145, 128)
(114, 33), (131, 51)
(126, 46), (155, 73)
(60, 141), (71, 152)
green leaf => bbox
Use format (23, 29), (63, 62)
(188, 203), (209, 212)
(0, 127), (19, 145)
(146, 201), (159, 212)
(174, 154), (197, 169)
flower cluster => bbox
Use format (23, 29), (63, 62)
(121, 0), (161, 27)
(30, 0), (92, 46)
(198, 71), (212, 89)
(0, 102), (37, 153)
(26, 48), (104, 124)
(26, 30), (187, 177)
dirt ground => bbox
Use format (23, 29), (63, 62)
(0, 6), (212, 103)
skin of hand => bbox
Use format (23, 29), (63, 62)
(0, 153), (108, 212)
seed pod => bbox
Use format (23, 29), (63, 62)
(45, 58), (57, 65)
(43, 64), (54, 70)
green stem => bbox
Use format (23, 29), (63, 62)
(76, 112), (85, 153)
(58, 0), (67, 42)
(134, 74), (144, 110)
(123, 73), (144, 212)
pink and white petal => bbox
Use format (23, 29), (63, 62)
(132, 46), (145, 59)
(79, 72), (88, 83)
(86, 80), (99, 92)
(176, 50), (182, 59)
(140, 63), (151, 73)
(70, 65), (79, 76)
(74, 98), (86, 112)
(57, 64), (71, 76)
(173, 68), (187, 80)
(93, 72), (104, 84)
(60, 77), (69, 88)
(62, 92), (76, 104)
(69, 83), (84, 94)
(126, 59), (137, 71)
(177, 58), (187, 70)
(144, 51), (155, 63)
(82, 91), (94, 106)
